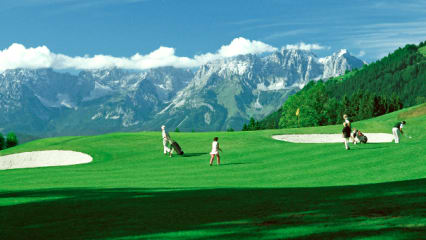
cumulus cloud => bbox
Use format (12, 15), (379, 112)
(0, 37), (277, 72)
(194, 37), (277, 64)
(53, 47), (199, 70)
(283, 42), (328, 51)
(0, 43), (54, 71)
(0, 44), (199, 72)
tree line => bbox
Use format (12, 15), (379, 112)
(278, 82), (403, 128)
(0, 132), (18, 150)
(243, 41), (426, 130)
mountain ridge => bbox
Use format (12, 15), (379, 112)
(0, 48), (364, 136)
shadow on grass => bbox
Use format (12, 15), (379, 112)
(352, 145), (387, 150)
(183, 152), (209, 157)
(220, 162), (250, 166)
(0, 179), (425, 240)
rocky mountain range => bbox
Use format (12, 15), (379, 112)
(0, 48), (364, 137)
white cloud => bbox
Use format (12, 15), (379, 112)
(0, 43), (55, 71)
(0, 37), (278, 72)
(218, 37), (277, 57)
(195, 37), (277, 63)
(52, 47), (199, 70)
(0, 43), (199, 72)
(357, 50), (366, 57)
(283, 42), (328, 51)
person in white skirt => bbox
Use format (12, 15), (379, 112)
(392, 121), (406, 143)
(161, 125), (173, 157)
(209, 137), (222, 166)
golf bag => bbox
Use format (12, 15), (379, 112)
(171, 140), (184, 155)
(356, 131), (368, 144)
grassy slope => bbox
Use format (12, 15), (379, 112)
(1, 104), (425, 239)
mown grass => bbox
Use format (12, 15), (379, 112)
(1, 104), (425, 239)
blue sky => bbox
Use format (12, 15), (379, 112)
(0, 0), (425, 71)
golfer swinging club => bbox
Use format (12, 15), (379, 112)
(392, 121), (406, 143)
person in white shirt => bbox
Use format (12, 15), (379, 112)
(161, 125), (173, 156)
(392, 121), (406, 143)
(342, 114), (351, 150)
(209, 137), (222, 166)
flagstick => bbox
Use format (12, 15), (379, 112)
(296, 108), (300, 128)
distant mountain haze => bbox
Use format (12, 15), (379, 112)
(0, 49), (364, 136)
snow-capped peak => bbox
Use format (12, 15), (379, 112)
(321, 49), (364, 79)
(337, 49), (348, 57)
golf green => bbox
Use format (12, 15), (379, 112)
(1, 104), (425, 239)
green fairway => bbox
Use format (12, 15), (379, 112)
(1, 104), (425, 239)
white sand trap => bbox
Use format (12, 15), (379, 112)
(0, 150), (93, 170)
(272, 133), (394, 143)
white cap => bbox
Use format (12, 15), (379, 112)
(161, 125), (165, 129)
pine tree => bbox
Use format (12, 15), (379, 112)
(6, 132), (18, 148)
(248, 117), (256, 130)
(226, 127), (234, 132)
(373, 95), (385, 117)
(342, 95), (351, 119)
(254, 120), (261, 130)
(0, 133), (5, 150)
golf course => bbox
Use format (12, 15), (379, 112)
(1, 104), (425, 239)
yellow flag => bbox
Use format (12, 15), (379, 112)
(296, 108), (300, 116)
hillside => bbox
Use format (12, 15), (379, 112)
(258, 41), (426, 130)
(1, 105), (425, 239)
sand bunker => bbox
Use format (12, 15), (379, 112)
(0, 150), (93, 170)
(272, 133), (394, 143)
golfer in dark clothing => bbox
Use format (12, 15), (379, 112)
(392, 121), (406, 143)
(342, 114), (351, 150)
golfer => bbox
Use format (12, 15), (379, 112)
(352, 128), (359, 144)
(342, 114), (351, 150)
(392, 121), (406, 143)
(161, 125), (173, 156)
(209, 137), (222, 166)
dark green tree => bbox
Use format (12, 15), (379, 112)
(0, 132), (5, 150)
(416, 96), (426, 105)
(248, 117), (256, 130)
(324, 97), (340, 125)
(175, 128), (180, 133)
(6, 132), (18, 148)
